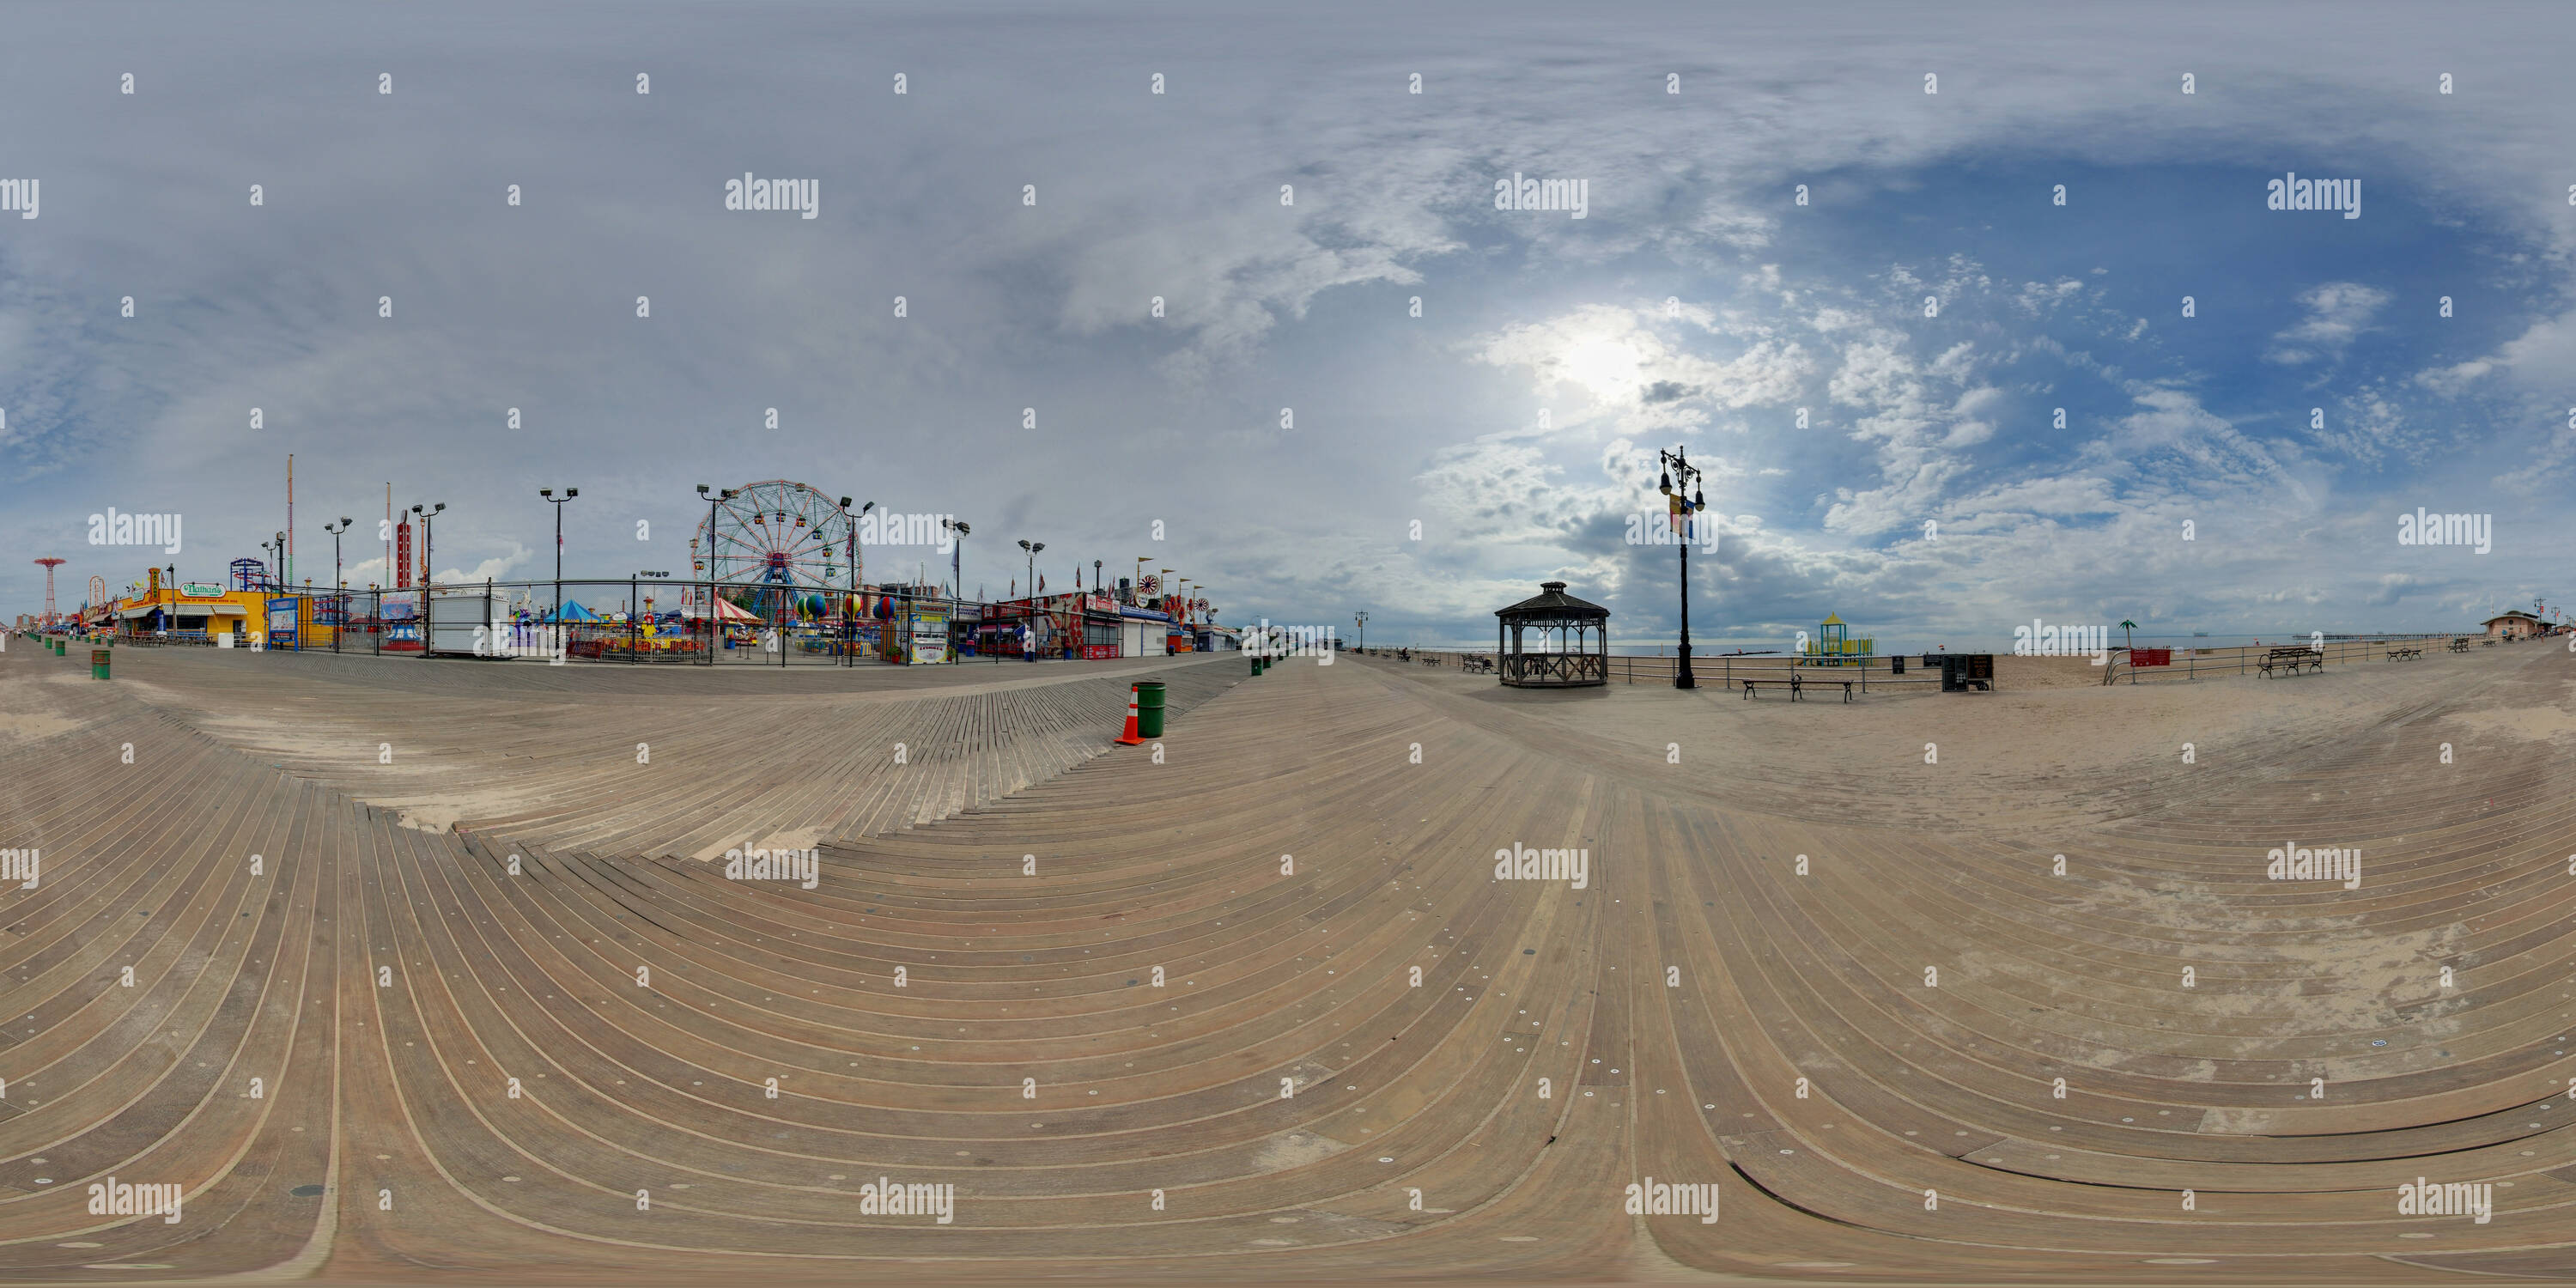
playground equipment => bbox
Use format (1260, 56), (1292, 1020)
(1801, 612), (1875, 666)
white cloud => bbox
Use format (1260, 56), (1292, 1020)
(2264, 283), (2389, 365)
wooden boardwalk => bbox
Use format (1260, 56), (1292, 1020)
(2, 639), (2573, 1282)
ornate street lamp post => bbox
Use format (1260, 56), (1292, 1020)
(1657, 447), (1707, 690)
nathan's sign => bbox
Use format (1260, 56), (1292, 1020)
(179, 583), (227, 597)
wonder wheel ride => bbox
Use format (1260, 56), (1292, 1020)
(690, 480), (859, 624)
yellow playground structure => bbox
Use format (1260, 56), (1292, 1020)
(1801, 612), (1875, 665)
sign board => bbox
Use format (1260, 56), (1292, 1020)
(264, 597), (298, 647)
(2131, 648), (2172, 667)
(907, 605), (950, 665)
(180, 583), (226, 598)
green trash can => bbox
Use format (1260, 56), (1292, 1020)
(92, 647), (111, 680)
(1133, 680), (1166, 738)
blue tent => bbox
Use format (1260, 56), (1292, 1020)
(556, 599), (602, 623)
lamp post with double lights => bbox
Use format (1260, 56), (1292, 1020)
(410, 505), (445, 650)
(1016, 539), (1046, 661)
(835, 497), (867, 663)
(695, 485), (736, 654)
(324, 517), (352, 647)
(322, 517), (351, 595)
(410, 504), (445, 583)
(1018, 539), (1044, 600)
(539, 488), (576, 621)
(942, 519), (971, 603)
(1656, 447), (1706, 690)
(1355, 611), (1366, 653)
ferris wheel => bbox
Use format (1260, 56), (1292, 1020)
(690, 480), (859, 619)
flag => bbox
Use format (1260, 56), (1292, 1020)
(1668, 494), (1686, 532)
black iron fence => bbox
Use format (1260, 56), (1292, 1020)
(109, 578), (1022, 668)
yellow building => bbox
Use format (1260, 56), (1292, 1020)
(112, 568), (268, 643)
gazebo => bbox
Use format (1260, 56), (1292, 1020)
(1495, 580), (1610, 688)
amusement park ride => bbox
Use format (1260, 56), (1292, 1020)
(690, 480), (865, 623)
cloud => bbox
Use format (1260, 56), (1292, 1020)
(2264, 283), (2389, 365)
(1475, 303), (1814, 434)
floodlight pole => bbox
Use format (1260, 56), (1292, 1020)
(542, 488), (577, 621)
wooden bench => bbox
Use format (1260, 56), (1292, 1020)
(2385, 646), (2421, 660)
(2256, 647), (2324, 676)
(2450, 638), (2471, 652)
(1740, 672), (1856, 702)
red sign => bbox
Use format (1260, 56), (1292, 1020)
(2131, 648), (2172, 667)
(1081, 644), (1117, 659)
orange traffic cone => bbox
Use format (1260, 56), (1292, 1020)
(1115, 685), (1144, 745)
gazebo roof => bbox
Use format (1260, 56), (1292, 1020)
(1820, 611), (1845, 626)
(1496, 580), (1608, 623)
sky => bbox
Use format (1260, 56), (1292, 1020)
(3, 0), (2571, 650)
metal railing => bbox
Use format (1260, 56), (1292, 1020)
(1361, 630), (2498, 691)
(2094, 633), (2462, 683)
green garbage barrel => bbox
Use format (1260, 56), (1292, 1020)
(92, 647), (111, 680)
(1133, 680), (1167, 738)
